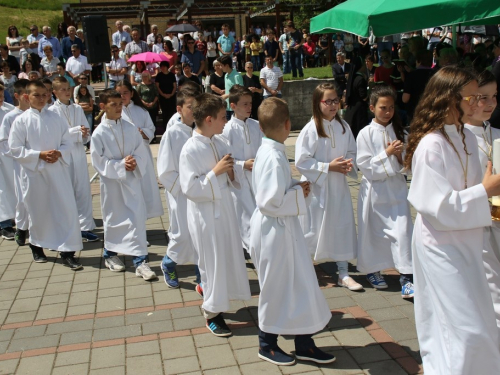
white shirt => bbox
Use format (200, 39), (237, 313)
(65, 54), (91, 76)
(259, 66), (283, 96)
(106, 57), (128, 81)
(165, 35), (180, 52)
(112, 30), (131, 47)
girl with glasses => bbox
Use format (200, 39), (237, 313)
(295, 82), (362, 291)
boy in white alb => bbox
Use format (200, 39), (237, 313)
(0, 79), (30, 245)
(91, 90), (157, 281)
(9, 81), (83, 269)
(222, 85), (262, 251)
(249, 98), (335, 366)
(157, 87), (200, 289)
(180, 93), (250, 337)
(49, 77), (98, 243)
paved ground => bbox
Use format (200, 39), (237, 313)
(0, 132), (422, 374)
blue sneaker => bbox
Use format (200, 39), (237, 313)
(401, 281), (415, 299)
(366, 272), (388, 289)
(161, 265), (179, 288)
(258, 346), (295, 366)
(81, 231), (99, 242)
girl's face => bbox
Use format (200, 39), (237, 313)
(472, 82), (497, 123)
(25, 61), (32, 72)
(371, 96), (395, 126)
(116, 85), (132, 106)
(458, 80), (480, 123)
(79, 87), (88, 96)
(319, 90), (339, 121)
(137, 61), (145, 70)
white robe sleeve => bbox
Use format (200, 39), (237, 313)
(157, 133), (181, 196)
(357, 130), (396, 181)
(256, 162), (307, 217)
(345, 126), (359, 180)
(75, 105), (90, 144)
(221, 128), (246, 185)
(180, 151), (222, 203)
(295, 129), (329, 187)
(0, 117), (10, 155)
(130, 131), (148, 179)
(8, 119), (41, 171)
(91, 132), (127, 180)
(57, 124), (75, 166)
(140, 109), (155, 142)
(408, 148), (491, 231)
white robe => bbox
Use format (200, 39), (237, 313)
(167, 112), (181, 129)
(180, 131), (251, 314)
(295, 118), (357, 261)
(408, 125), (500, 375)
(0, 108), (29, 230)
(222, 116), (263, 250)
(49, 100), (95, 231)
(121, 103), (164, 219)
(91, 118), (149, 256)
(465, 122), (500, 334)
(356, 121), (413, 274)
(0, 103), (16, 222)
(157, 120), (196, 264)
(249, 137), (331, 334)
(8, 108), (82, 251)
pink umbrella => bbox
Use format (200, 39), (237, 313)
(127, 52), (168, 63)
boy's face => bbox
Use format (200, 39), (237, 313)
(211, 108), (227, 135)
(22, 41), (29, 48)
(268, 34), (275, 41)
(183, 65), (191, 75)
(56, 66), (65, 76)
(101, 97), (123, 120)
(53, 82), (71, 102)
(222, 27), (229, 36)
(231, 95), (252, 119)
(28, 87), (49, 110)
(28, 73), (38, 81)
(43, 84), (53, 104)
(177, 97), (194, 125)
(175, 67), (181, 75)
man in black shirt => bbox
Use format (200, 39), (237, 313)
(178, 63), (202, 87)
(285, 21), (304, 78)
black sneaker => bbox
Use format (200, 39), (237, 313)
(62, 255), (83, 270)
(15, 229), (27, 246)
(295, 346), (336, 364)
(258, 346), (295, 366)
(30, 244), (47, 263)
(206, 314), (232, 337)
(1, 227), (15, 240)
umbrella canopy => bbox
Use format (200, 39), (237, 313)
(166, 24), (199, 33)
(310, 0), (500, 37)
(127, 52), (168, 64)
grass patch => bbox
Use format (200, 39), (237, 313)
(0, 0), (77, 11)
(283, 66), (332, 81)
(0, 6), (62, 41)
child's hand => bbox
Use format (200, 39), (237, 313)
(81, 126), (89, 137)
(213, 154), (234, 176)
(244, 158), (254, 171)
(298, 181), (311, 198)
(40, 150), (61, 163)
(329, 156), (353, 175)
(386, 140), (403, 156)
(125, 155), (137, 171)
(138, 128), (148, 140)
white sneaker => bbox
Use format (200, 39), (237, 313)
(338, 276), (364, 291)
(136, 262), (157, 280)
(105, 256), (125, 272)
(146, 241), (151, 247)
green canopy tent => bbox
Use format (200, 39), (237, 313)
(310, 0), (500, 37)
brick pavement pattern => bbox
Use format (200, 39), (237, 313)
(0, 132), (422, 374)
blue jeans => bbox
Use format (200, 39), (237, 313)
(251, 55), (260, 71)
(337, 261), (349, 277)
(289, 49), (303, 78)
(282, 50), (291, 74)
(162, 253), (201, 284)
(0, 219), (12, 229)
(84, 112), (93, 132)
(103, 248), (147, 268)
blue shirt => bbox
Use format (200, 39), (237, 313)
(61, 36), (85, 61)
(224, 69), (243, 110)
(112, 30), (131, 48)
(38, 36), (62, 58)
(217, 34), (235, 56)
(180, 49), (205, 75)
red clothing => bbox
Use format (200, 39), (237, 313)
(196, 41), (207, 56)
(303, 42), (316, 56)
(160, 51), (178, 67)
(374, 65), (398, 86)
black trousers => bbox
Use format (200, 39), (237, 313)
(259, 330), (314, 352)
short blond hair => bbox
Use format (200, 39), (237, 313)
(192, 93), (225, 127)
(258, 97), (289, 132)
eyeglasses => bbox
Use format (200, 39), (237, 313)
(9, 27), (16, 30)
(30, 28), (36, 32)
(321, 98), (340, 106)
(462, 94), (482, 106)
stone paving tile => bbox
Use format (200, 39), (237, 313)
(160, 336), (197, 360)
(0, 358), (19, 374)
(89, 366), (125, 375)
(51, 363), (89, 375)
(55, 349), (91, 367)
(163, 355), (200, 374)
(126, 354), (164, 375)
(126, 340), (160, 357)
(11, 325), (47, 340)
(59, 330), (93, 346)
(16, 354), (55, 375)
(361, 359), (407, 374)
(90, 345), (125, 370)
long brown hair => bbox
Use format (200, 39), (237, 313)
(312, 82), (345, 138)
(404, 66), (477, 170)
(369, 84), (405, 142)
(115, 80), (147, 110)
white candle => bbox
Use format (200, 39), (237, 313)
(492, 139), (500, 206)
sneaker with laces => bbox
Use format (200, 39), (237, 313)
(295, 346), (336, 364)
(62, 255), (83, 270)
(136, 262), (157, 280)
(366, 272), (388, 289)
(105, 256), (125, 272)
(258, 346), (295, 366)
(196, 283), (204, 297)
(206, 314), (232, 337)
(15, 229), (27, 246)
(161, 266), (179, 288)
(30, 244), (47, 263)
(338, 276), (364, 291)
(1, 227), (15, 240)
(401, 281), (415, 299)
(81, 231), (99, 242)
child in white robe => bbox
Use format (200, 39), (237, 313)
(464, 69), (500, 333)
(0, 79), (30, 246)
(222, 85), (262, 251)
(356, 84), (414, 297)
(249, 98), (335, 366)
(295, 82), (361, 291)
(406, 66), (500, 374)
(0, 84), (16, 240)
(157, 87), (200, 289)
(166, 80), (201, 129)
(49, 77), (98, 242)
(91, 90), (157, 281)
(115, 80), (164, 221)
(9, 80), (83, 269)
(180, 93), (250, 337)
